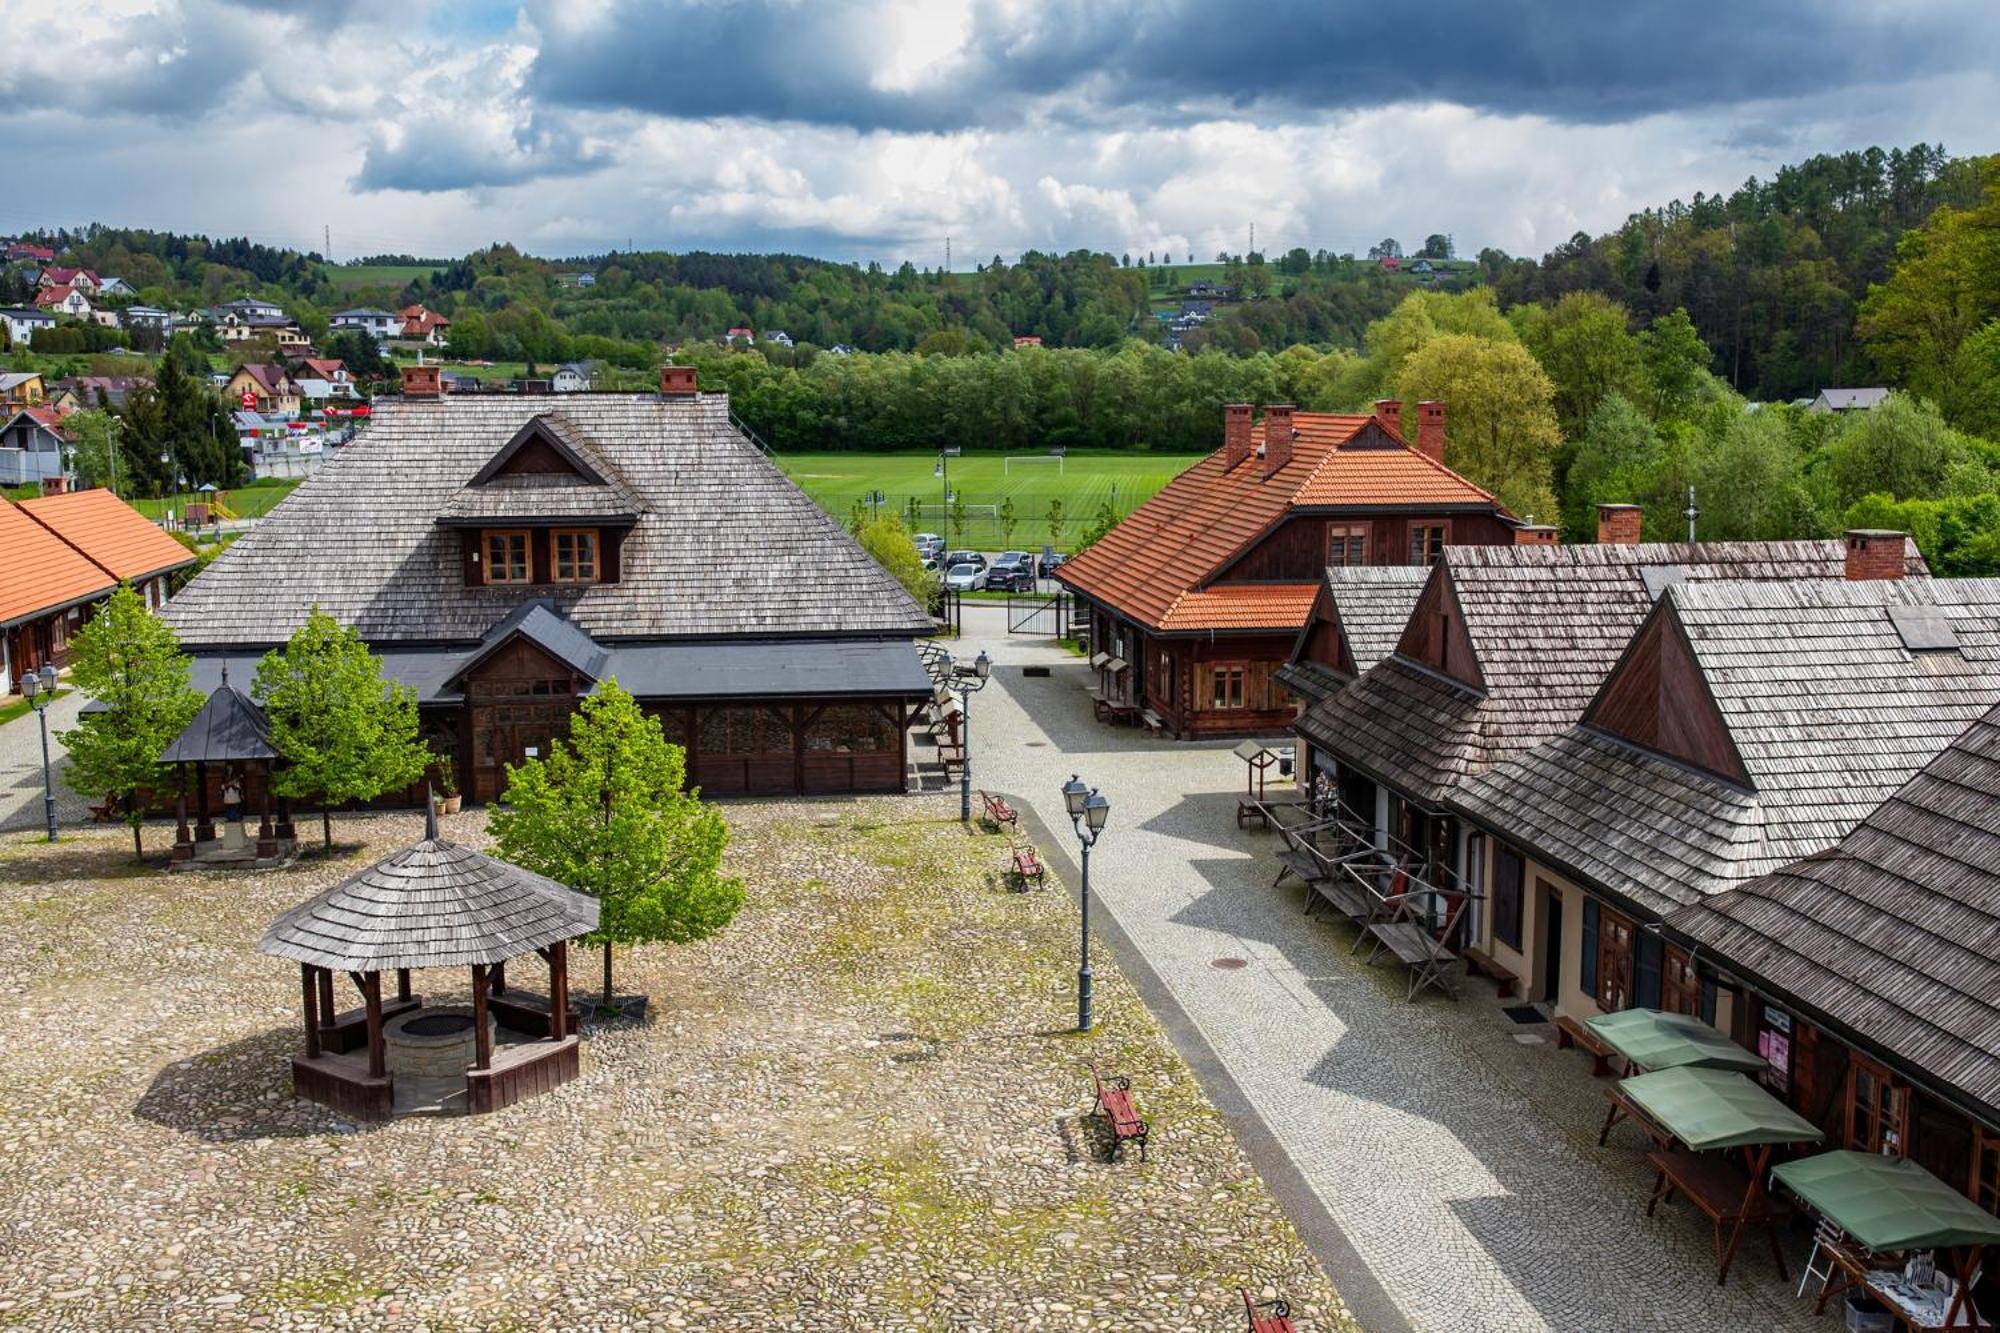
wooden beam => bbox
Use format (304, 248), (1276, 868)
(363, 971), (386, 1079)
(470, 964), (492, 1071)
(396, 968), (412, 1002)
(317, 968), (335, 1028)
(549, 941), (568, 1042)
(490, 961), (506, 996)
(301, 964), (321, 1059)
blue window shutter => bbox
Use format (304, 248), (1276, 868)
(1635, 930), (1663, 1010)
(1700, 975), (1718, 1026)
(1581, 898), (1600, 999)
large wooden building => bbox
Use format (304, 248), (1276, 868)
(163, 368), (935, 800)
(1055, 399), (1515, 736)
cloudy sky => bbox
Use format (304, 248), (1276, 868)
(7, 1), (1999, 267)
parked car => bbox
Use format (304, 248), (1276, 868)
(943, 562), (985, 592)
(1038, 552), (1068, 579)
(913, 532), (945, 559)
(944, 550), (986, 573)
(988, 551), (1035, 591)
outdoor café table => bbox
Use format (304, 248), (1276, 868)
(1645, 1147), (1794, 1285)
(1588, 1009), (1766, 1146)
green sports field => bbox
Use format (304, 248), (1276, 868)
(772, 449), (1201, 550)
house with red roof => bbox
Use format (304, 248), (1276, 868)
(399, 304), (451, 346)
(38, 267), (102, 293)
(7, 242), (56, 264)
(1055, 399), (1516, 736)
(224, 363), (300, 418)
(35, 286), (92, 318)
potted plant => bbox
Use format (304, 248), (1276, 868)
(435, 755), (462, 815)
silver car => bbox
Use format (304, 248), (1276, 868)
(943, 562), (985, 592)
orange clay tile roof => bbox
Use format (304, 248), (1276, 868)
(1057, 411), (1503, 631)
(19, 488), (196, 585)
(1156, 583), (1321, 632)
(0, 500), (113, 627)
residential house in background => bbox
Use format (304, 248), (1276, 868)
(290, 357), (355, 400)
(35, 286), (92, 319)
(214, 297), (284, 322)
(95, 276), (134, 297)
(164, 367), (936, 801)
(1056, 399), (1515, 736)
(37, 267), (101, 293)
(122, 305), (172, 334)
(0, 372), (46, 409)
(331, 307), (400, 341)
(763, 330), (794, 348)
(1, 307), (56, 346)
(399, 304), (450, 345)
(0, 406), (71, 485)
(1012, 335), (1042, 348)
(724, 326), (754, 345)
(224, 363), (300, 418)
(6, 242), (55, 264)
(1807, 387), (1890, 413)
(557, 272), (597, 288)
(552, 362), (593, 393)
(58, 375), (150, 410)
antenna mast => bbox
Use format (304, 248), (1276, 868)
(1684, 486), (1700, 542)
(945, 235), (951, 273)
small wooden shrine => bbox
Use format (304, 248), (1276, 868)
(159, 667), (297, 869)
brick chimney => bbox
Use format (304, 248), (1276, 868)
(1417, 400), (1446, 465)
(1596, 503), (1643, 546)
(400, 364), (441, 399)
(1262, 404), (1295, 474)
(1223, 402), (1253, 470)
(1513, 523), (1558, 546)
(1373, 399), (1402, 438)
(659, 365), (698, 397)
(1845, 529), (1907, 581)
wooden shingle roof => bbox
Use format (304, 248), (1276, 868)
(163, 396), (931, 647)
(1669, 705), (2000, 1124)
(1323, 565), (1432, 678)
(258, 818), (600, 971)
(1057, 413), (1502, 631)
(1298, 539), (1928, 806)
(1457, 576), (2000, 915)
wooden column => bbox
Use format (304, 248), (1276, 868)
(257, 771), (276, 856)
(396, 968), (412, 1002)
(362, 971), (385, 1079)
(317, 968), (336, 1027)
(300, 964), (321, 1058)
(548, 941), (568, 1041)
(490, 961), (506, 996)
(470, 964), (493, 1070)
(194, 760), (214, 841)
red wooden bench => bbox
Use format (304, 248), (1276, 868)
(1240, 1289), (1296, 1332)
(980, 790), (1018, 831)
(1089, 1064), (1149, 1161)
(1009, 842), (1045, 889)
(89, 794), (122, 824)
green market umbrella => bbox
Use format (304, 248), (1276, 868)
(1774, 1151), (2000, 1252)
(1618, 1066), (1824, 1151)
(1587, 1008), (1766, 1074)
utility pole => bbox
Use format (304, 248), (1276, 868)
(324, 224), (331, 261)
(1249, 221), (1255, 256)
(945, 235), (951, 274)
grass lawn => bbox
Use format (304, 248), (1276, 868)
(128, 478), (299, 521)
(0, 689), (65, 727)
(0, 803), (1349, 1329)
(775, 449), (1201, 550)
(326, 263), (438, 292)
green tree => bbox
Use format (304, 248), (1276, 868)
(1075, 500), (1118, 551)
(904, 493), (923, 532)
(1393, 334), (1563, 520)
(1513, 291), (1644, 440)
(57, 585), (203, 860)
(64, 408), (121, 491)
(1561, 393), (1663, 541)
(1637, 308), (1714, 421)
(949, 493), (968, 546)
(489, 680), (742, 1007)
(1046, 497), (1066, 546)
(998, 495), (1018, 546)
(1821, 392), (1980, 509)
(848, 498), (867, 534)
(856, 514), (937, 606)
(1858, 158), (2000, 414)
(1694, 411), (1825, 541)
(254, 607), (430, 849)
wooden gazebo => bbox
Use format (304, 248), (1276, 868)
(257, 803), (599, 1119)
(159, 667), (296, 867)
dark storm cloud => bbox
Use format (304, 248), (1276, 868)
(526, 0), (1999, 130)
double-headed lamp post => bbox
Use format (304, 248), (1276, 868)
(20, 664), (60, 842)
(1062, 774), (1111, 1031)
(951, 650), (992, 822)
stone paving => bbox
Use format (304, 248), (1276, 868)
(950, 603), (1827, 1333)
(0, 687), (91, 834)
(0, 800), (1346, 1331)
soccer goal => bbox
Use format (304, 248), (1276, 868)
(1004, 450), (1066, 475)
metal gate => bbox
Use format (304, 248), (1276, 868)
(1006, 590), (1073, 636)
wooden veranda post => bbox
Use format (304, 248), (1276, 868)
(317, 968), (336, 1031)
(470, 964), (493, 1070)
(548, 940), (568, 1041)
(396, 968), (412, 1002)
(300, 964), (321, 1059)
(362, 971), (386, 1079)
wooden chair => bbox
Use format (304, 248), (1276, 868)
(1089, 1064), (1149, 1161)
(1240, 1289), (1296, 1333)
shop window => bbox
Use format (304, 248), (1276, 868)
(1845, 1055), (1910, 1156)
(1408, 522), (1447, 565)
(1328, 524), (1369, 566)
(552, 529), (598, 582)
(1757, 1005), (1795, 1097)
(1211, 666), (1246, 710)
(484, 530), (530, 584)
(1491, 845), (1524, 951)
(1595, 908), (1635, 1011)
(1662, 945), (1702, 1016)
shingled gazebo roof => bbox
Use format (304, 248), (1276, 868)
(159, 679), (277, 764)
(258, 815), (599, 971)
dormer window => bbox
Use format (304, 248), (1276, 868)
(553, 529), (599, 583)
(485, 530), (530, 584)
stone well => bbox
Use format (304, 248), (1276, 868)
(382, 1006), (496, 1078)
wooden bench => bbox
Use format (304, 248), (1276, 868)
(1555, 1013), (1616, 1076)
(935, 741), (966, 776)
(1009, 842), (1045, 889)
(89, 794), (121, 824)
(1460, 944), (1519, 998)
(1240, 1289), (1296, 1333)
(1089, 1065), (1149, 1161)
(1140, 708), (1166, 736)
(979, 790), (1018, 831)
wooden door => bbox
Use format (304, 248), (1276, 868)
(1596, 909), (1635, 1011)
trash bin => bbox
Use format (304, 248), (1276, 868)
(1844, 1292), (1893, 1333)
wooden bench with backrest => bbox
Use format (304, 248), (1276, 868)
(1240, 1289), (1296, 1332)
(979, 790), (1018, 831)
(1460, 944), (1519, 998)
(89, 794), (122, 824)
(1089, 1064), (1149, 1161)
(1008, 841), (1045, 889)
(1555, 1013), (1616, 1076)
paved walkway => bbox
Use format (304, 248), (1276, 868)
(949, 604), (1821, 1333)
(0, 689), (90, 834)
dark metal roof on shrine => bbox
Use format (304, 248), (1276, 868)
(258, 824), (600, 971)
(1456, 576), (2000, 916)
(162, 394), (932, 647)
(158, 681), (277, 764)
(1668, 704), (2000, 1124)
(1296, 539), (1928, 806)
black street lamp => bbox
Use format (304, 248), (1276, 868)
(1062, 774), (1111, 1031)
(20, 663), (60, 842)
(951, 649), (991, 823)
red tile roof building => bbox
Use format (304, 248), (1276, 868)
(1056, 399), (1516, 736)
